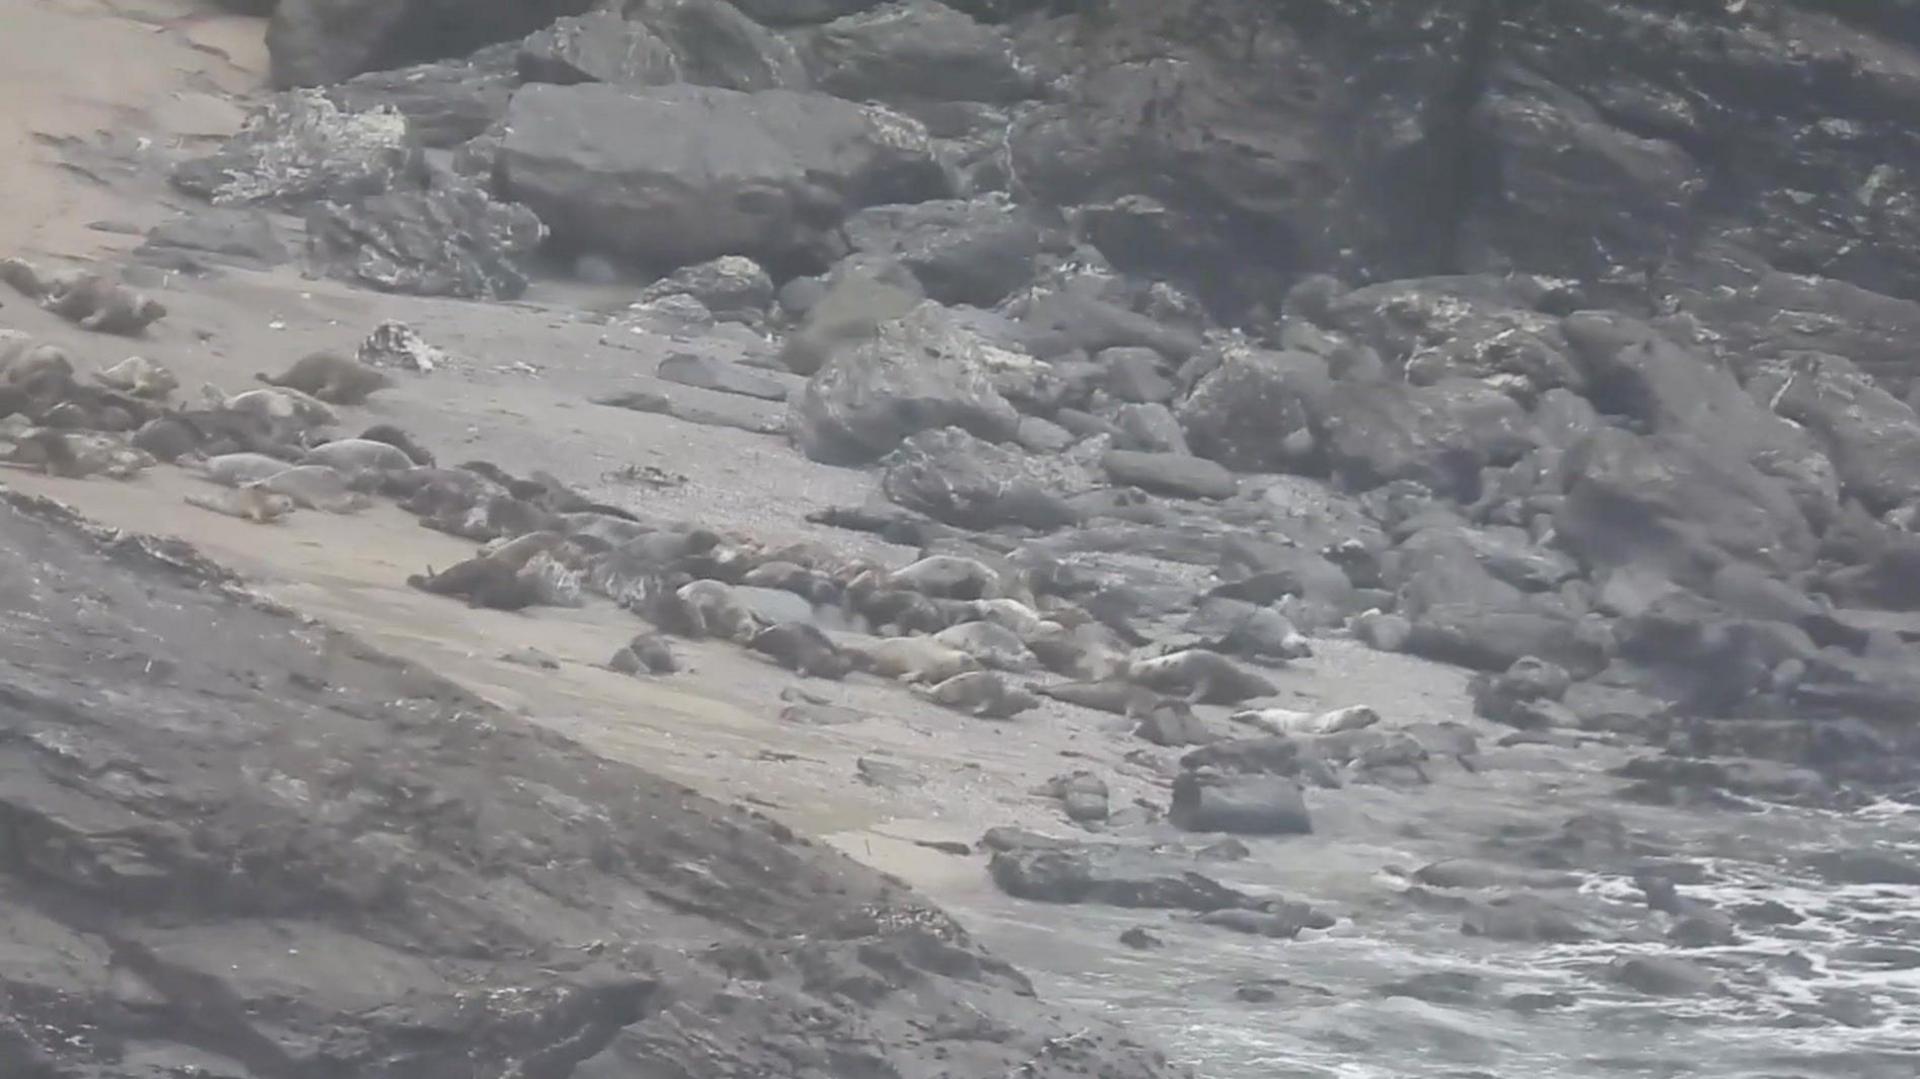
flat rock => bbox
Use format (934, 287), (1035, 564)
(1101, 449), (1236, 500)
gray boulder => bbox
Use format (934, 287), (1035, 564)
(138, 208), (289, 268)
(843, 196), (1041, 307)
(790, 303), (1021, 464)
(172, 90), (425, 208)
(732, 0), (880, 24)
(516, 10), (681, 87)
(1177, 344), (1329, 474)
(1017, 288), (1203, 363)
(266, 0), (592, 88)
(305, 178), (546, 300)
(801, 0), (1035, 104)
(639, 0), (811, 92)
(881, 427), (1080, 532)
(1320, 379), (1535, 500)
(498, 83), (946, 270)
(1316, 275), (1584, 394)
(1102, 346), (1177, 404)
(778, 259), (926, 375)
(1169, 773), (1312, 836)
(327, 47), (519, 148)
(1111, 403), (1188, 455)
(1100, 450), (1236, 501)
(636, 256), (776, 326)
(1763, 351), (1920, 514)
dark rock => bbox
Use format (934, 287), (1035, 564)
(1320, 378), (1534, 501)
(637, 256), (776, 326)
(1460, 893), (1598, 943)
(1100, 450), (1236, 501)
(517, 10), (681, 87)
(1017, 288), (1203, 364)
(1118, 927), (1163, 950)
(1169, 772), (1311, 836)
(172, 89), (425, 209)
(1609, 955), (1719, 997)
(843, 197), (1041, 307)
(498, 83), (945, 271)
(305, 178), (545, 300)
(1315, 275), (1583, 394)
(801, 0), (1034, 104)
(327, 48), (518, 147)
(637, 0), (811, 93)
(1177, 344), (1329, 474)
(1558, 428), (1817, 589)
(988, 846), (1250, 912)
(1101, 346), (1177, 404)
(138, 208), (289, 267)
(1764, 351), (1920, 514)
(791, 303), (1021, 464)
(656, 353), (789, 402)
(779, 259), (925, 376)
(881, 427), (1079, 531)
(1180, 736), (1320, 781)
(266, 0), (593, 87)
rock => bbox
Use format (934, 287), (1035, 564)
(305, 178), (545, 300)
(987, 845), (1250, 912)
(1315, 275), (1583, 394)
(1763, 351), (1920, 514)
(656, 353), (789, 402)
(1111, 403), (1189, 455)
(173, 90), (424, 209)
(1557, 428), (1817, 589)
(1807, 850), (1920, 887)
(1354, 610), (1412, 653)
(1195, 908), (1320, 939)
(779, 259), (925, 376)
(498, 83), (945, 271)
(1396, 524), (1579, 594)
(1472, 656), (1574, 729)
(1460, 893), (1598, 943)
(636, 0), (810, 93)
(1176, 344), (1329, 474)
(880, 427), (1079, 531)
(138, 209), (289, 268)
(1017, 288), (1203, 364)
(1320, 378), (1535, 501)
(266, 0), (592, 88)
(357, 320), (450, 373)
(1184, 598), (1310, 661)
(1169, 772), (1311, 836)
(790, 304), (1021, 465)
(732, 0), (882, 27)
(327, 48), (519, 147)
(1102, 346), (1177, 404)
(801, 0), (1034, 104)
(1016, 415), (1073, 453)
(1179, 736), (1322, 781)
(518, 11), (681, 87)
(636, 256), (775, 326)
(1118, 927), (1163, 950)
(1100, 450), (1236, 501)
(842, 196), (1041, 307)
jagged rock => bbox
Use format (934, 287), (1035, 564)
(498, 83), (946, 271)
(326, 46), (519, 147)
(1111, 403), (1188, 455)
(988, 845), (1251, 911)
(880, 427), (1079, 531)
(843, 196), (1041, 307)
(172, 90), (425, 209)
(1320, 378), (1534, 501)
(266, 0), (592, 88)
(1100, 449), (1236, 501)
(638, 0), (812, 92)
(358, 320), (451, 373)
(1169, 772), (1312, 836)
(1017, 287), (1203, 363)
(1557, 428), (1817, 589)
(1759, 351), (1920, 514)
(1176, 344), (1329, 474)
(790, 302), (1021, 464)
(1315, 275), (1584, 394)
(636, 256), (776, 326)
(305, 178), (545, 300)
(516, 10), (682, 87)
(138, 208), (290, 268)
(732, 0), (881, 25)
(801, 0), (1035, 104)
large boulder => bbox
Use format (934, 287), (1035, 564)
(881, 427), (1081, 531)
(1557, 428), (1817, 588)
(498, 83), (946, 272)
(326, 46), (519, 148)
(172, 90), (425, 209)
(778, 259), (926, 375)
(516, 10), (682, 87)
(636, 256), (776, 326)
(801, 0), (1035, 104)
(1562, 311), (1838, 525)
(1319, 379), (1535, 501)
(732, 0), (880, 24)
(267, 0), (593, 88)
(843, 196), (1041, 307)
(638, 0), (812, 92)
(305, 177), (546, 300)
(790, 302), (1021, 465)
(1761, 351), (1920, 514)
(1176, 343), (1330, 474)
(1314, 275), (1584, 395)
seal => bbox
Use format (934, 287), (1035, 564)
(913, 670), (1038, 719)
(1023, 620), (1130, 680)
(184, 486), (295, 523)
(358, 423), (435, 466)
(93, 356), (178, 399)
(201, 451), (294, 487)
(1126, 648), (1278, 705)
(17, 264), (166, 336)
(609, 632), (678, 675)
(420, 494), (560, 543)
(844, 569), (950, 635)
(932, 621), (1040, 672)
(1029, 679), (1151, 716)
(3, 430), (155, 479)
(888, 555), (1004, 600)
(749, 622), (852, 679)
(672, 579), (765, 643)
(257, 350), (393, 405)
(741, 560), (843, 605)
(256, 465), (371, 513)
(220, 386), (338, 434)
(407, 556), (539, 610)
(299, 438), (417, 476)
(585, 529), (722, 602)
(131, 415), (204, 462)
(1231, 705), (1379, 736)
(841, 635), (981, 685)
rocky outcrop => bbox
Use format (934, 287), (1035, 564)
(497, 83), (947, 272)
(268, 0), (594, 88)
(799, 0), (1036, 105)
(305, 176), (546, 299)
(172, 90), (425, 208)
(881, 427), (1081, 530)
(843, 196), (1043, 307)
